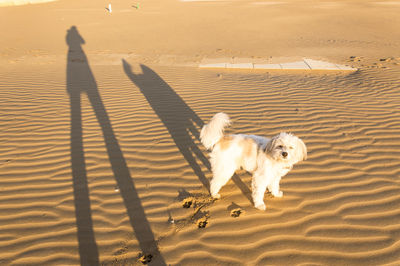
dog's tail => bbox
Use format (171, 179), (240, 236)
(200, 112), (231, 150)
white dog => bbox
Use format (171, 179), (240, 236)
(200, 113), (307, 210)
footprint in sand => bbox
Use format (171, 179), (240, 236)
(349, 56), (363, 62)
(197, 218), (208, 228)
(230, 209), (244, 218)
(138, 253), (153, 264)
(228, 202), (245, 218)
(182, 198), (193, 208)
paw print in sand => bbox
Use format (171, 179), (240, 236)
(197, 217), (208, 228)
(230, 208), (243, 218)
(179, 190), (215, 229)
(228, 202), (245, 218)
(138, 253), (153, 264)
(182, 198), (193, 208)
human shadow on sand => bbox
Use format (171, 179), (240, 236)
(66, 26), (165, 266)
(122, 61), (252, 202)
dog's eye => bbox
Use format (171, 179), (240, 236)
(277, 145), (283, 149)
(289, 146), (293, 149)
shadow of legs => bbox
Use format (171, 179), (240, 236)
(87, 89), (166, 264)
(70, 93), (100, 266)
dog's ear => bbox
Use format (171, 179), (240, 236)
(264, 135), (278, 154)
(295, 137), (307, 162)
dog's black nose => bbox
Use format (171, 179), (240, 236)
(282, 151), (288, 158)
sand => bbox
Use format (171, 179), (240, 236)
(1, 0), (400, 265)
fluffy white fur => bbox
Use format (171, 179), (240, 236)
(201, 112), (307, 210)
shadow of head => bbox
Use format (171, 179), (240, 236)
(66, 26), (85, 50)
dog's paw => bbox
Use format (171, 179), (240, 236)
(211, 193), (221, 199)
(273, 191), (283, 198)
(255, 203), (266, 211)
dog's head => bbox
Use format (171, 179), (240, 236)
(265, 132), (307, 164)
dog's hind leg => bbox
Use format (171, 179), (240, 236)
(210, 165), (236, 199)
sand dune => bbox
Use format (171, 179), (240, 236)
(1, 0), (400, 265)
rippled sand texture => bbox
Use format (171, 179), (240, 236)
(2, 0), (400, 264)
(1, 58), (400, 264)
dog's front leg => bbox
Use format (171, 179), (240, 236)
(251, 173), (268, 211)
(269, 176), (283, 198)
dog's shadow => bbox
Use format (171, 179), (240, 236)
(122, 61), (253, 203)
